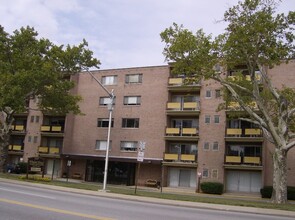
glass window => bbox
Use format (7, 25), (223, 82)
(123, 96), (141, 105)
(205, 115), (211, 124)
(99, 97), (112, 106)
(215, 89), (221, 98)
(212, 142), (219, 151)
(212, 169), (218, 178)
(35, 116), (40, 123)
(203, 142), (210, 151)
(120, 141), (137, 151)
(202, 168), (209, 178)
(205, 90), (211, 98)
(101, 75), (117, 85)
(214, 115), (220, 124)
(125, 74), (142, 84)
(122, 118), (139, 128)
(97, 118), (114, 127)
(33, 136), (38, 143)
(30, 116), (34, 123)
(96, 140), (112, 150)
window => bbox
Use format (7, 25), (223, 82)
(205, 115), (211, 124)
(212, 169), (218, 178)
(215, 89), (221, 98)
(122, 118), (139, 128)
(120, 141), (137, 151)
(125, 74), (142, 84)
(101, 75), (117, 85)
(203, 142), (210, 151)
(205, 90), (212, 98)
(33, 136), (38, 143)
(95, 140), (112, 150)
(35, 116), (40, 123)
(97, 118), (114, 127)
(99, 97), (112, 106)
(28, 136), (32, 143)
(30, 116), (34, 123)
(123, 96), (141, 105)
(202, 168), (209, 178)
(169, 143), (198, 155)
(214, 115), (220, 124)
(212, 142), (219, 151)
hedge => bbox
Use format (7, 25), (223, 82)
(260, 186), (295, 200)
(200, 182), (224, 195)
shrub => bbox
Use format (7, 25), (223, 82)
(260, 186), (295, 200)
(18, 175), (51, 182)
(260, 186), (272, 198)
(17, 162), (28, 173)
(200, 182), (224, 195)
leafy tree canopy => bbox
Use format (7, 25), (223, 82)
(0, 25), (100, 115)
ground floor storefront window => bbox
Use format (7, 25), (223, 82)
(86, 160), (136, 186)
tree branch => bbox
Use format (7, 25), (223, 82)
(286, 140), (295, 151)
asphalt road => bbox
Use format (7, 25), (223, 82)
(0, 181), (294, 220)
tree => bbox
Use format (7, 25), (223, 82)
(161, 0), (295, 204)
(0, 26), (100, 173)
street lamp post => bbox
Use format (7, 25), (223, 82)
(86, 69), (115, 191)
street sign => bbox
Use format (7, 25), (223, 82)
(137, 151), (144, 162)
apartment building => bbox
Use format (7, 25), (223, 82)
(7, 60), (295, 193)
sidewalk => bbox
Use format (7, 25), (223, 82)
(1, 177), (295, 218)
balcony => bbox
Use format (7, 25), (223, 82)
(10, 125), (26, 135)
(38, 146), (61, 157)
(228, 73), (262, 83)
(41, 125), (64, 137)
(162, 153), (197, 167)
(168, 77), (201, 92)
(165, 127), (199, 141)
(226, 101), (258, 111)
(8, 144), (24, 155)
(224, 155), (262, 170)
(225, 128), (263, 142)
(166, 102), (200, 116)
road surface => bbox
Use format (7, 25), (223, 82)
(0, 181), (293, 220)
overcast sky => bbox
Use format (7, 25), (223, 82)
(0, 0), (294, 69)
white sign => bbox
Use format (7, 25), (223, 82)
(139, 141), (146, 151)
(137, 151), (144, 162)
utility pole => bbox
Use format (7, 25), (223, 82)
(86, 69), (115, 192)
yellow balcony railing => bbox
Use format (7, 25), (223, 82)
(168, 78), (183, 85)
(41, 126), (51, 132)
(225, 156), (241, 163)
(183, 102), (198, 110)
(9, 145), (12, 150)
(49, 147), (60, 154)
(167, 102), (181, 110)
(226, 128), (242, 136)
(14, 125), (24, 131)
(245, 128), (261, 136)
(180, 154), (195, 162)
(164, 153), (178, 161)
(12, 145), (22, 151)
(52, 126), (62, 132)
(166, 128), (180, 135)
(39, 146), (49, 153)
(182, 128), (198, 135)
(244, 156), (260, 164)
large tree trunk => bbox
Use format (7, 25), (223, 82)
(0, 108), (14, 173)
(271, 147), (288, 204)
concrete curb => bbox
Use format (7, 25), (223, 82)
(1, 178), (295, 218)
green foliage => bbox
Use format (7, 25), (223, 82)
(17, 162), (28, 174)
(260, 186), (295, 200)
(200, 182), (224, 195)
(0, 25), (100, 115)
